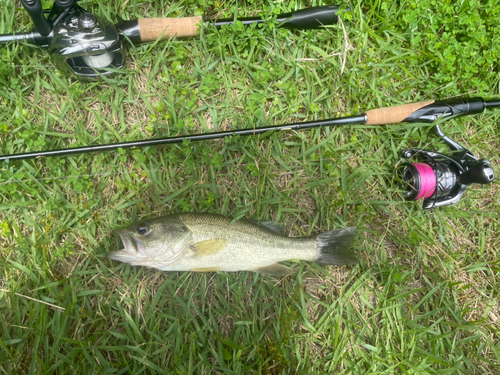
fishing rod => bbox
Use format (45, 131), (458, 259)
(0, 0), (344, 78)
(0, 97), (497, 207)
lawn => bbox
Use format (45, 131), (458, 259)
(0, 0), (499, 374)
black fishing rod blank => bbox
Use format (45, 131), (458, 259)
(1, 97), (497, 209)
(0, 115), (367, 162)
(1, 97), (499, 163)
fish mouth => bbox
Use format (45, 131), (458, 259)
(107, 229), (145, 260)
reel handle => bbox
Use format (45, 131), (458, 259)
(21, 0), (52, 36)
(459, 159), (494, 186)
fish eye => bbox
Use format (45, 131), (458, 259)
(136, 224), (149, 235)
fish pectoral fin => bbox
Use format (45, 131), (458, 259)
(192, 239), (228, 257)
(255, 263), (291, 276)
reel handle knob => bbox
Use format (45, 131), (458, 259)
(21, 0), (52, 36)
(459, 159), (494, 186)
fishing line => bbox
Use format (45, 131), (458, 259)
(402, 162), (436, 200)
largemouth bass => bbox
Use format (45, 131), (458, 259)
(107, 213), (357, 275)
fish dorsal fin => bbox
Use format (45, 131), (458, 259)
(192, 239), (227, 257)
(256, 263), (291, 276)
(258, 221), (288, 236)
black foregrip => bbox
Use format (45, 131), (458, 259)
(212, 5), (344, 30)
(21, 0), (52, 36)
(404, 98), (486, 123)
(116, 19), (141, 44)
(288, 5), (340, 29)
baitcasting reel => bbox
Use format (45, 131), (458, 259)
(399, 125), (494, 208)
(13, 0), (124, 77)
(0, 1), (344, 79)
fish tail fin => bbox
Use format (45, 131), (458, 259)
(315, 226), (358, 265)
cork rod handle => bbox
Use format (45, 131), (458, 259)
(138, 16), (202, 42)
(365, 100), (435, 125)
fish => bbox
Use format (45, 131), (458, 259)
(107, 213), (358, 276)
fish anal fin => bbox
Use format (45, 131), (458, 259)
(256, 263), (291, 276)
(192, 239), (227, 257)
(191, 267), (222, 272)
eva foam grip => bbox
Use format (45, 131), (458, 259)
(138, 16), (202, 42)
(365, 100), (435, 125)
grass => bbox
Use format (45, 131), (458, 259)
(1, 0), (499, 373)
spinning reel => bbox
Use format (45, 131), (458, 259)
(399, 125), (494, 208)
(0, 1), (343, 79)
